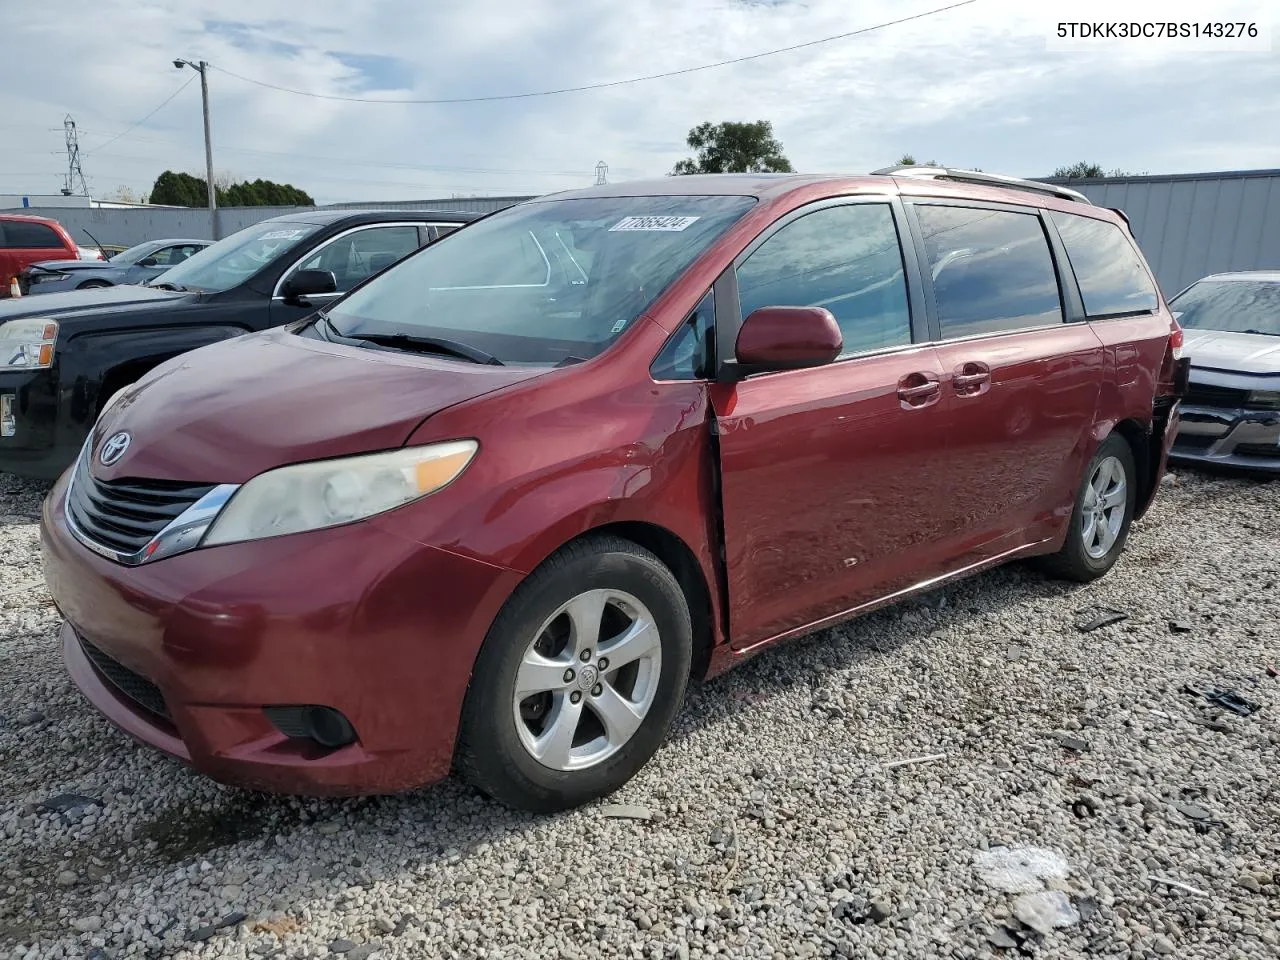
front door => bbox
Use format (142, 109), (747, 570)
(909, 202), (1104, 554)
(708, 199), (955, 650)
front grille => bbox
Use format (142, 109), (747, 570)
(78, 634), (170, 720)
(67, 455), (214, 557)
(1234, 442), (1280, 460)
(1185, 384), (1248, 408)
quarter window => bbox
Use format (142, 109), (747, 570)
(651, 290), (715, 380)
(1050, 211), (1159, 317)
(736, 204), (912, 357)
(915, 205), (1063, 338)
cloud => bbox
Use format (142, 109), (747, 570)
(1, 0), (1276, 205)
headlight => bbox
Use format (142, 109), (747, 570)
(202, 440), (478, 546)
(0, 319), (58, 371)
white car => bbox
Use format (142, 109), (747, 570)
(1168, 271), (1280, 474)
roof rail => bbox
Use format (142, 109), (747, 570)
(870, 166), (1093, 205)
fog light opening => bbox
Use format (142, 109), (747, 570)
(264, 704), (357, 749)
(304, 705), (357, 748)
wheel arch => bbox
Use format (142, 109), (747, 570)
(1108, 417), (1158, 519)
(521, 520), (718, 682)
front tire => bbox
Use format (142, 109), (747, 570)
(455, 536), (692, 813)
(1040, 433), (1136, 582)
(78, 280), (111, 289)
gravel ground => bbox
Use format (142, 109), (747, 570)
(1, 469), (1277, 960)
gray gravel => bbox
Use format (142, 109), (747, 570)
(2, 469), (1277, 960)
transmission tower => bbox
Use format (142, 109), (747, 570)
(62, 115), (89, 197)
(594, 160), (608, 186)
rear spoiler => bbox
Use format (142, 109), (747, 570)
(1109, 207), (1131, 228)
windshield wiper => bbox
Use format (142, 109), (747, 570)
(353, 332), (503, 366)
(1239, 328), (1278, 337)
(147, 281), (187, 292)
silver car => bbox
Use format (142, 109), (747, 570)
(1169, 271), (1280, 473)
(19, 239), (209, 295)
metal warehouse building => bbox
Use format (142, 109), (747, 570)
(1038, 168), (1280, 298)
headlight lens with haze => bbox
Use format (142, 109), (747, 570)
(202, 441), (478, 546)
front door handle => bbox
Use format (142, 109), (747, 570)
(897, 372), (941, 410)
(953, 361), (991, 397)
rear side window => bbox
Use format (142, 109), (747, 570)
(736, 203), (912, 357)
(915, 205), (1063, 338)
(1, 220), (66, 249)
(1050, 211), (1159, 317)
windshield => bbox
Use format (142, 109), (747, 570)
(152, 220), (322, 293)
(111, 241), (162, 265)
(1172, 279), (1280, 335)
(325, 195), (756, 365)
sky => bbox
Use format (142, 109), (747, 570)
(2, 0), (1277, 205)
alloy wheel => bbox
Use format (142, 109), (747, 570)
(512, 588), (662, 771)
(1081, 455), (1127, 560)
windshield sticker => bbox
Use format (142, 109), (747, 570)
(609, 216), (701, 233)
(258, 229), (307, 241)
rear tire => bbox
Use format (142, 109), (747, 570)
(1039, 433), (1136, 582)
(455, 535), (692, 813)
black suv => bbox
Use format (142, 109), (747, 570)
(0, 209), (475, 478)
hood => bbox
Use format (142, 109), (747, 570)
(0, 282), (190, 323)
(91, 327), (551, 484)
(1184, 329), (1280, 376)
(26, 259), (114, 273)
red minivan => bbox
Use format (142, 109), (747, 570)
(0, 213), (79, 294)
(40, 170), (1185, 811)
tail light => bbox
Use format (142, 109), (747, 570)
(1169, 315), (1184, 360)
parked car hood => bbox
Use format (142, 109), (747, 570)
(92, 328), (550, 484)
(26, 258), (115, 273)
(1184, 329), (1280, 376)
(0, 283), (191, 323)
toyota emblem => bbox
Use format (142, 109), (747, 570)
(99, 431), (131, 466)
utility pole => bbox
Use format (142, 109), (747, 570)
(594, 161), (609, 186)
(173, 59), (219, 239)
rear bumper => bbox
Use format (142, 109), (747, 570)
(1171, 403), (1280, 473)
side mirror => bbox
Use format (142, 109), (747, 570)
(136, 256), (159, 268)
(733, 306), (842, 373)
(281, 269), (338, 304)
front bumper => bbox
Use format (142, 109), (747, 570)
(1170, 403), (1280, 473)
(18, 273), (80, 296)
(0, 367), (64, 478)
(42, 472), (523, 795)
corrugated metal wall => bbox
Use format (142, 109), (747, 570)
(1038, 169), (1280, 297)
(7, 197), (534, 248)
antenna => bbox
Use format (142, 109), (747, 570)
(594, 160), (608, 186)
(62, 115), (89, 197)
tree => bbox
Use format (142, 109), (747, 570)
(1052, 162), (1132, 179)
(148, 170), (314, 207)
(896, 154), (940, 167)
(105, 184), (143, 204)
(671, 121), (792, 175)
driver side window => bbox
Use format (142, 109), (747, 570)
(285, 226), (421, 294)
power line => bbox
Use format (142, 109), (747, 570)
(83, 76), (195, 156)
(211, 0), (980, 105)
